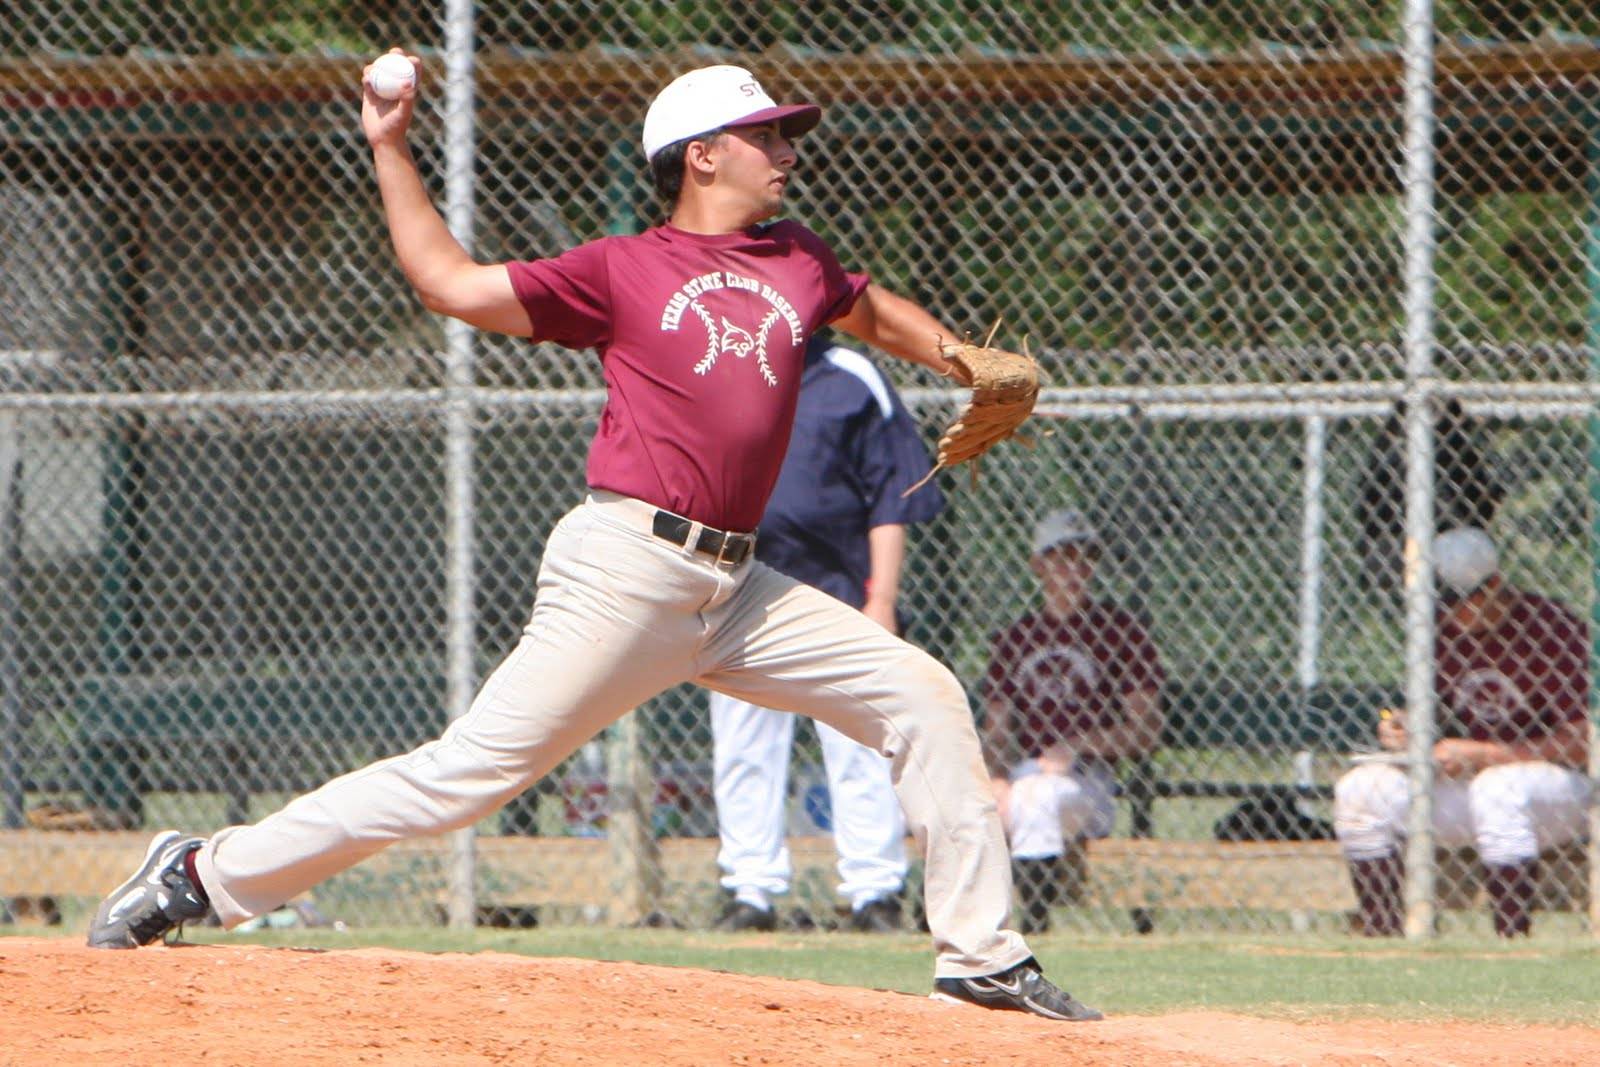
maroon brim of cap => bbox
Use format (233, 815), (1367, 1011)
(725, 103), (822, 139)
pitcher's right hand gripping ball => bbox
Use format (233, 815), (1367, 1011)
(905, 329), (1041, 496)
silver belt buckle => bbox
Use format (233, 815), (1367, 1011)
(716, 532), (750, 568)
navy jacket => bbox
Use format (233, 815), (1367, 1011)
(756, 338), (945, 608)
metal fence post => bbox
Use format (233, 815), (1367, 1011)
(1297, 414), (1327, 709)
(1291, 413), (1328, 932)
(1585, 110), (1600, 940)
(0, 374), (20, 830)
(442, 0), (480, 930)
(1399, 0), (1441, 941)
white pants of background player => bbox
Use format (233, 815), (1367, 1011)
(711, 692), (907, 912)
(1004, 758), (1119, 860)
(1334, 761), (1592, 865)
(192, 492), (1030, 979)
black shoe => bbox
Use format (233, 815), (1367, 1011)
(87, 831), (211, 949)
(931, 957), (1103, 1022)
(713, 900), (776, 932)
(849, 896), (902, 933)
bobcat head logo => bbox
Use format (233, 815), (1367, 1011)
(685, 302), (781, 387)
(720, 319), (755, 359)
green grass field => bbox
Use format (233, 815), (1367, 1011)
(14, 925), (1595, 1026)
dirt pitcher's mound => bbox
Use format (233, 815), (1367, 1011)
(3, 938), (1597, 1066)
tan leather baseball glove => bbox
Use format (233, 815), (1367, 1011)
(905, 329), (1040, 496)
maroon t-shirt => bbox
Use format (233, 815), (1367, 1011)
(506, 221), (869, 531)
(984, 602), (1165, 757)
(1435, 592), (1588, 744)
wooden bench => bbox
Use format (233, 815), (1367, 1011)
(0, 830), (1355, 914)
(7, 831), (1581, 921)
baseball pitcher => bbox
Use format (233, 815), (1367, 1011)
(85, 55), (1093, 1021)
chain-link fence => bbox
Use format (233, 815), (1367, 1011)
(1, 2), (1597, 938)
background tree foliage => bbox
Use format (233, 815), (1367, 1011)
(5, 2), (1598, 58)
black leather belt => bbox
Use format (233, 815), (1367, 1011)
(651, 510), (757, 566)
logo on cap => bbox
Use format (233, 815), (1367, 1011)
(641, 65), (822, 162)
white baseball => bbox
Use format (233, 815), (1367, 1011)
(367, 53), (417, 101)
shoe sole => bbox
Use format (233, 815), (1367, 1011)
(928, 989), (1104, 1023)
(929, 991), (973, 1008)
(87, 830), (186, 950)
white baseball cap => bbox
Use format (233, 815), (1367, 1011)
(1032, 509), (1100, 558)
(1435, 526), (1499, 597)
(641, 65), (821, 162)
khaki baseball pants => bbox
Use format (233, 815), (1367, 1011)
(1334, 759), (1593, 865)
(195, 491), (1030, 978)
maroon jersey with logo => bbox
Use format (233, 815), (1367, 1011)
(984, 602), (1165, 758)
(1435, 592), (1588, 743)
(507, 221), (868, 531)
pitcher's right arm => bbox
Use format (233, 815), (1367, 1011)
(362, 50), (530, 336)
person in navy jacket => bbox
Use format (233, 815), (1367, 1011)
(711, 331), (944, 932)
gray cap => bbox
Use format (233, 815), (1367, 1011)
(1031, 509), (1099, 557)
(1435, 527), (1498, 597)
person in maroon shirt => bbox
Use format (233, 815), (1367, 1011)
(982, 509), (1165, 932)
(1334, 527), (1593, 937)
(86, 55), (1100, 1022)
